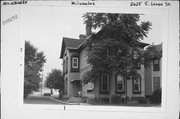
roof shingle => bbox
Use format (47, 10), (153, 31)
(60, 37), (85, 58)
(63, 37), (85, 49)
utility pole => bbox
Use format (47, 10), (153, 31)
(41, 65), (44, 95)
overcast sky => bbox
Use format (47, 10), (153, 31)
(20, 6), (163, 78)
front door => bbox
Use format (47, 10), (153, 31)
(72, 80), (81, 97)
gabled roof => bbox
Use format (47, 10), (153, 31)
(60, 37), (85, 58)
(136, 41), (149, 48)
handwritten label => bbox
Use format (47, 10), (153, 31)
(3, 14), (18, 25)
(2, 0), (27, 6)
(130, 1), (171, 7)
(71, 1), (95, 6)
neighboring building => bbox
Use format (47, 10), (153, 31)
(145, 44), (162, 97)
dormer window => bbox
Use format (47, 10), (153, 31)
(72, 57), (78, 68)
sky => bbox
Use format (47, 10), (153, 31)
(20, 6), (163, 79)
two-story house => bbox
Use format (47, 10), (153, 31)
(60, 27), (154, 102)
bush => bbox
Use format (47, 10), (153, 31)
(150, 89), (161, 104)
(101, 98), (109, 104)
(138, 97), (148, 104)
(111, 95), (122, 104)
(24, 86), (32, 98)
(81, 97), (88, 103)
(86, 97), (100, 104)
(61, 95), (68, 101)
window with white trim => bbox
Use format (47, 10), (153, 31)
(116, 74), (124, 92)
(133, 77), (141, 93)
(153, 59), (160, 71)
(100, 73), (110, 93)
(72, 57), (78, 68)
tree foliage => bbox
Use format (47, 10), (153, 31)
(45, 69), (64, 91)
(24, 41), (46, 98)
(82, 13), (155, 84)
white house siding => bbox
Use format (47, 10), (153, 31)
(145, 67), (153, 96)
(109, 72), (116, 96)
(79, 48), (93, 97)
(144, 58), (162, 97)
(80, 48), (89, 70)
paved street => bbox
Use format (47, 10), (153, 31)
(24, 93), (63, 105)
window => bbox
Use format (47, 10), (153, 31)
(100, 73), (110, 93)
(153, 59), (160, 71)
(64, 78), (68, 95)
(72, 57), (78, 68)
(153, 77), (160, 91)
(133, 77), (141, 93)
(70, 55), (79, 72)
(66, 57), (68, 73)
(116, 74), (124, 93)
(63, 59), (65, 73)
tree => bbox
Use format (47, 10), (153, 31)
(82, 13), (152, 84)
(82, 13), (163, 103)
(45, 69), (64, 98)
(24, 41), (46, 98)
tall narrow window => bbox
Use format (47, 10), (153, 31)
(66, 57), (68, 73)
(116, 74), (124, 93)
(63, 59), (65, 74)
(64, 78), (68, 95)
(133, 77), (141, 93)
(72, 57), (78, 68)
(153, 59), (160, 71)
(71, 55), (79, 72)
(153, 77), (160, 91)
(100, 73), (110, 93)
